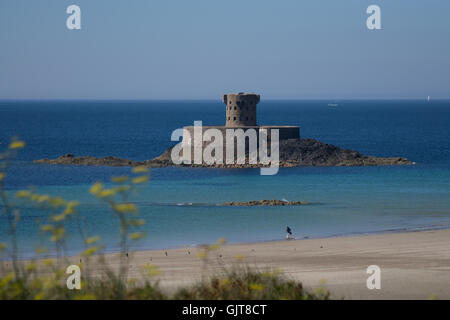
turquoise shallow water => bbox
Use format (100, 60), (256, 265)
(1, 100), (450, 257)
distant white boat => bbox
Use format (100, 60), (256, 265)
(328, 103), (338, 107)
(427, 96), (431, 102)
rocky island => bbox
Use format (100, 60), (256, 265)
(34, 137), (412, 168)
(34, 93), (413, 168)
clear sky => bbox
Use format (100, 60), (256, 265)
(1, 0), (449, 100)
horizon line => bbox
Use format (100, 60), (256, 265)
(1, 97), (450, 102)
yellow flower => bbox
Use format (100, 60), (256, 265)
(49, 197), (65, 208)
(34, 292), (45, 300)
(111, 176), (129, 183)
(0, 242), (7, 251)
(249, 283), (264, 291)
(114, 203), (138, 213)
(132, 166), (149, 173)
(64, 201), (79, 215)
(89, 182), (103, 196)
(86, 236), (100, 245)
(82, 247), (99, 256)
(262, 271), (275, 278)
(129, 219), (145, 227)
(9, 140), (25, 149)
(98, 188), (116, 198)
(26, 263), (37, 272)
(209, 238), (227, 250)
(40, 225), (54, 232)
(132, 176), (149, 184)
(130, 232), (145, 240)
(197, 251), (207, 259)
(0, 273), (15, 287)
(141, 264), (161, 277)
(15, 190), (31, 198)
(0, 173), (5, 181)
(209, 244), (220, 250)
(37, 195), (50, 203)
(51, 213), (66, 222)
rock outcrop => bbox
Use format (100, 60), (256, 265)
(34, 154), (145, 167)
(222, 200), (310, 206)
(34, 138), (413, 168)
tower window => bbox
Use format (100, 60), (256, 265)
(234, 107), (236, 110)
(233, 117), (236, 120)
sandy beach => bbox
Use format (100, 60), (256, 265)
(66, 228), (449, 300)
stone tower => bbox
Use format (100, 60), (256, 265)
(223, 93), (260, 127)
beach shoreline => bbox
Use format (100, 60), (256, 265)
(8, 224), (450, 261)
(13, 228), (446, 300)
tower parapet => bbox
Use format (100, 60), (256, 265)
(223, 93), (260, 127)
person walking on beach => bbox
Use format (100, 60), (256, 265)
(286, 226), (293, 240)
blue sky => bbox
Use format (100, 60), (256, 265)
(1, 0), (449, 100)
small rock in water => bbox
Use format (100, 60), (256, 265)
(222, 199), (310, 206)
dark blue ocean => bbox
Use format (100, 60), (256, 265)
(1, 100), (450, 258)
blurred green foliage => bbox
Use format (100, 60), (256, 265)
(0, 138), (329, 300)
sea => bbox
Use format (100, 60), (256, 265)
(1, 100), (450, 258)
